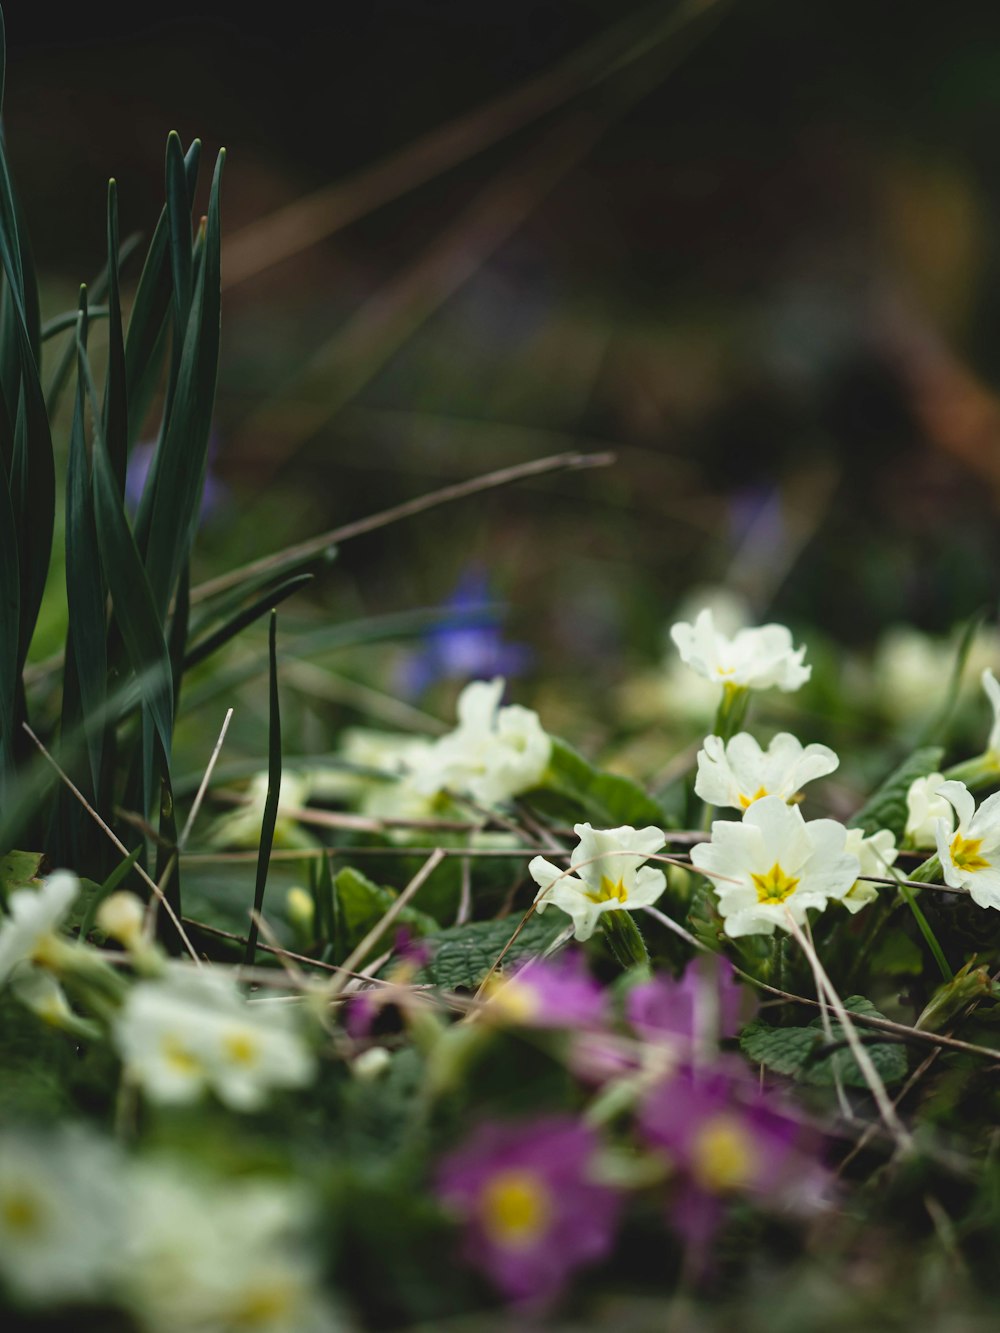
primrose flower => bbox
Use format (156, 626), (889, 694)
(529, 823), (667, 942)
(638, 1064), (825, 1258)
(905, 772), (954, 848)
(0, 870), (79, 1018)
(626, 954), (748, 1047)
(206, 770), (316, 851)
(841, 827), (897, 914)
(115, 968), (314, 1110)
(695, 732), (838, 810)
(122, 1165), (336, 1333)
(481, 951), (606, 1028)
(413, 677), (550, 807)
(935, 780), (1000, 909)
(670, 609), (810, 693)
(0, 1127), (124, 1304)
(435, 1116), (620, 1308)
(690, 796), (859, 937)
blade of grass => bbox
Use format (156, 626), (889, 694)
(183, 572), (313, 672)
(244, 610), (281, 967)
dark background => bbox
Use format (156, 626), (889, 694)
(8, 0), (1000, 678)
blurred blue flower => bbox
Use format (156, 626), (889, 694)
(125, 432), (228, 525)
(396, 566), (532, 698)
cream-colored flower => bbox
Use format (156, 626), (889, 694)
(115, 968), (315, 1110)
(841, 827), (897, 915)
(0, 870), (79, 984)
(414, 677), (551, 807)
(670, 609), (810, 692)
(905, 772), (954, 848)
(529, 822), (666, 941)
(122, 1165), (339, 1333)
(0, 1127), (124, 1304)
(690, 796), (859, 937)
(694, 731), (838, 810)
(935, 780), (1000, 910)
(206, 771), (315, 851)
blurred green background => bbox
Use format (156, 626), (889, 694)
(10, 0), (1000, 787)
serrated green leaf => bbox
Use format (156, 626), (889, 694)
(741, 995), (907, 1088)
(541, 736), (667, 829)
(849, 746), (944, 839)
(417, 913), (566, 991)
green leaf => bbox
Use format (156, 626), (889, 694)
(184, 573), (314, 672)
(918, 610), (986, 748)
(540, 736), (667, 828)
(417, 913), (566, 991)
(103, 181), (129, 493)
(246, 611), (281, 967)
(63, 293), (107, 796)
(740, 995), (908, 1088)
(141, 148), (224, 619)
(124, 138), (201, 448)
(849, 746), (944, 839)
(0, 849), (44, 906)
(333, 867), (436, 953)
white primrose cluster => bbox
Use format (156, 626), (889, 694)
(663, 609), (882, 936)
(0, 875), (316, 1111)
(0, 1127), (341, 1331)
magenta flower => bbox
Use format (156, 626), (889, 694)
(481, 951), (606, 1029)
(435, 1116), (621, 1308)
(626, 954), (748, 1047)
(344, 930), (431, 1039)
(638, 1063), (826, 1264)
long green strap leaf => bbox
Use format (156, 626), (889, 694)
(245, 610), (281, 967)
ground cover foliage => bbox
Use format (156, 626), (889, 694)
(8, 8), (1000, 1333)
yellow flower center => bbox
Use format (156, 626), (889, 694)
(585, 874), (629, 905)
(738, 786), (769, 810)
(1, 1190), (44, 1236)
(482, 976), (540, 1024)
(750, 862), (800, 905)
(480, 1170), (551, 1248)
(222, 1030), (261, 1066)
(689, 1114), (755, 1193)
(229, 1279), (297, 1327)
(162, 1035), (203, 1076)
(950, 833), (990, 874)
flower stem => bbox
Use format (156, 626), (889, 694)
(944, 752), (1000, 791)
(712, 682), (749, 743)
(601, 910), (650, 972)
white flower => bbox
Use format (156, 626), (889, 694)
(935, 780), (1000, 910)
(0, 1127), (124, 1304)
(0, 871), (79, 1022)
(115, 968), (315, 1110)
(122, 1165), (339, 1333)
(669, 609), (810, 692)
(690, 796), (859, 937)
(0, 870), (79, 983)
(905, 772), (954, 848)
(206, 770), (316, 851)
(982, 668), (1000, 758)
(413, 677), (551, 807)
(842, 828), (898, 915)
(529, 822), (667, 941)
(694, 732), (839, 810)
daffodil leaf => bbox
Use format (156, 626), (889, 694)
(849, 746), (944, 839)
(741, 996), (907, 1088)
(539, 737), (667, 829)
(418, 913), (566, 992)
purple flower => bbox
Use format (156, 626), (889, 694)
(435, 1116), (621, 1308)
(626, 954), (749, 1047)
(638, 1062), (827, 1264)
(396, 566), (532, 698)
(482, 951), (606, 1029)
(344, 930), (431, 1039)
